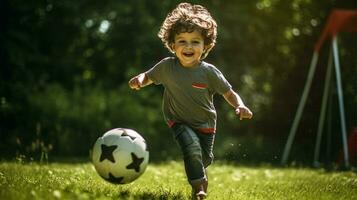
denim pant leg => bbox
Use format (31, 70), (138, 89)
(172, 124), (214, 185)
(171, 124), (214, 184)
(197, 131), (215, 168)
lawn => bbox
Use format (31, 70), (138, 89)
(0, 160), (356, 200)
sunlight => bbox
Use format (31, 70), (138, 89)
(99, 20), (111, 33)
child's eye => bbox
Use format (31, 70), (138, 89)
(192, 41), (200, 44)
(178, 40), (186, 44)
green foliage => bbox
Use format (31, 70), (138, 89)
(25, 83), (175, 158)
(0, 161), (356, 199)
(1, 0), (356, 164)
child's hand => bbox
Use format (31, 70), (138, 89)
(235, 105), (253, 120)
(129, 74), (145, 90)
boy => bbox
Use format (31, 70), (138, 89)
(129, 3), (253, 199)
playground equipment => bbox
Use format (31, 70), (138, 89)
(281, 10), (357, 168)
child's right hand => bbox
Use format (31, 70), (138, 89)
(235, 105), (253, 120)
(128, 73), (145, 90)
(129, 76), (141, 90)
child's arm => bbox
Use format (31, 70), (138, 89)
(223, 89), (253, 120)
(128, 73), (153, 90)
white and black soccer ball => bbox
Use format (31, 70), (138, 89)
(92, 128), (149, 184)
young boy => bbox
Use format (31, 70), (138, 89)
(129, 3), (253, 199)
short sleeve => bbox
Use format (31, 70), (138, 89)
(207, 65), (232, 95)
(146, 57), (172, 85)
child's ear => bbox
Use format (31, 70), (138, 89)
(170, 43), (176, 54)
(204, 44), (214, 52)
(203, 44), (214, 55)
(201, 44), (215, 59)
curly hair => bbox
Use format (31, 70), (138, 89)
(158, 3), (217, 59)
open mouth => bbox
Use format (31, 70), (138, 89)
(183, 52), (194, 57)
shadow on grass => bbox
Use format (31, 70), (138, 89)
(3, 155), (184, 164)
(116, 189), (186, 200)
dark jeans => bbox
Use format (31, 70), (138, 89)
(171, 123), (215, 185)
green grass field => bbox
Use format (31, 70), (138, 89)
(0, 160), (356, 200)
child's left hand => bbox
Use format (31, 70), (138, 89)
(235, 105), (253, 120)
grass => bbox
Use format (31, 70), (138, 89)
(0, 160), (356, 200)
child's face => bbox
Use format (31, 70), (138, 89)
(172, 30), (205, 67)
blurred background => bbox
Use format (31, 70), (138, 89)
(1, 0), (356, 166)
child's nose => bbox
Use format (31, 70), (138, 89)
(185, 43), (193, 48)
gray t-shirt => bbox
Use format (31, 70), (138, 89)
(146, 57), (231, 133)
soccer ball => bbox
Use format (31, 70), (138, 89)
(92, 128), (149, 184)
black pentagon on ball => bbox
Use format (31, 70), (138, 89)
(100, 144), (117, 163)
(126, 152), (144, 172)
(106, 172), (124, 184)
(121, 130), (137, 141)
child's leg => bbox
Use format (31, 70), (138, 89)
(197, 132), (215, 168)
(171, 124), (207, 186)
(197, 131), (215, 193)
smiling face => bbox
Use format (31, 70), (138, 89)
(171, 30), (206, 67)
